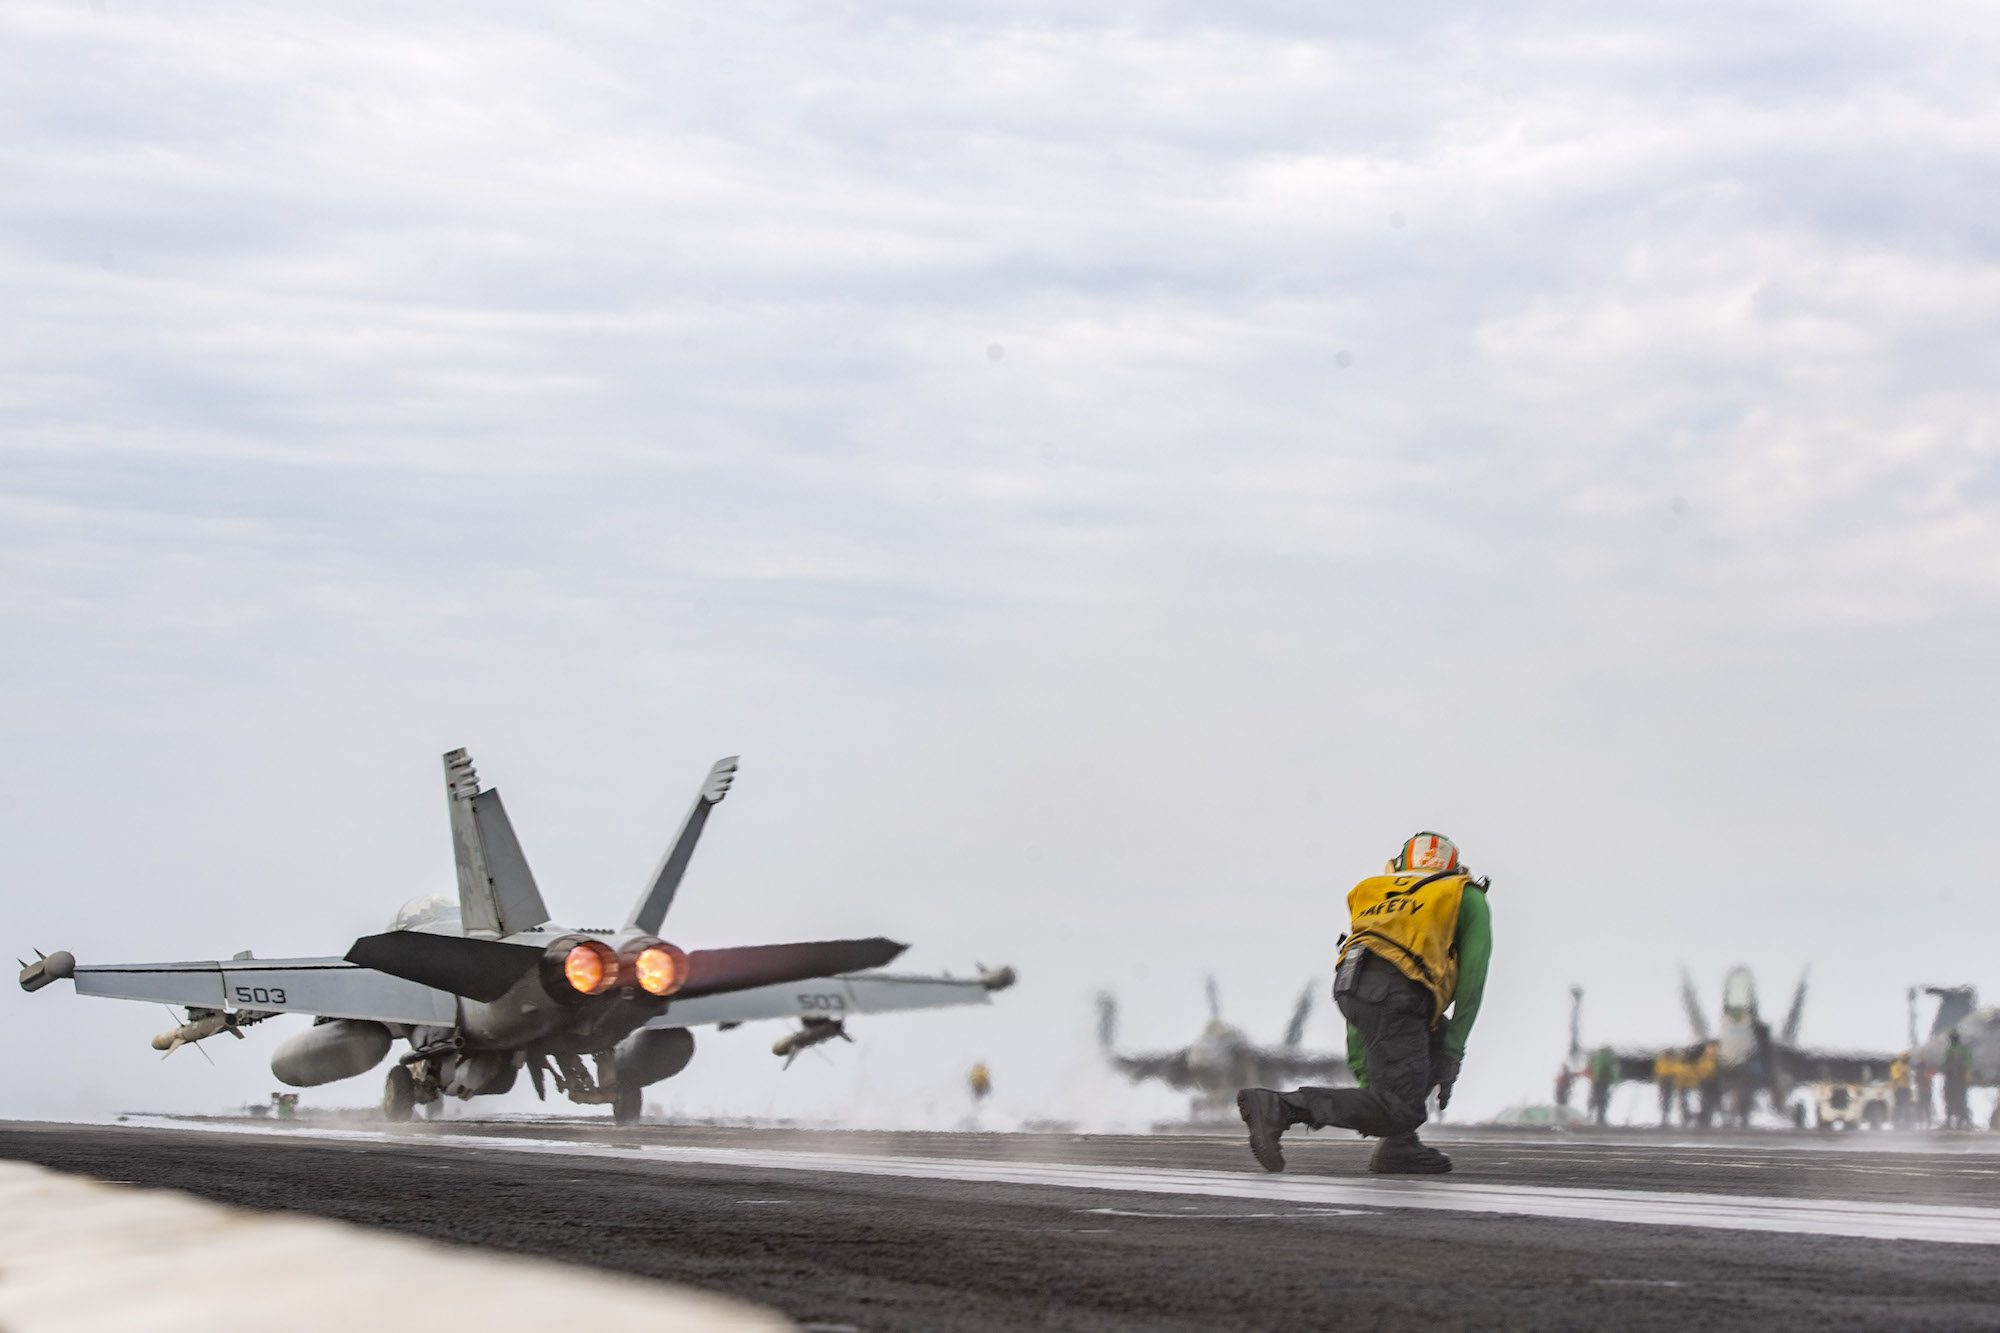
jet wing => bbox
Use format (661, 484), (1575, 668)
(646, 970), (1002, 1029)
(1778, 1044), (1900, 1084)
(1573, 1046), (1675, 1085)
(1109, 1049), (1195, 1087)
(1255, 1050), (1355, 1085)
(66, 957), (456, 1025)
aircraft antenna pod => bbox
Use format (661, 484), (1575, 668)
(18, 949), (75, 993)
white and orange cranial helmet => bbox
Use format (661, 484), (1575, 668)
(1389, 831), (1460, 874)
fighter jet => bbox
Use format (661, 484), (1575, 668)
(1574, 965), (1896, 1126)
(1912, 985), (2000, 1083)
(18, 748), (1012, 1123)
(1096, 977), (1352, 1120)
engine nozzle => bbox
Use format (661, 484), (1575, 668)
(540, 937), (619, 1002)
(539, 936), (688, 1002)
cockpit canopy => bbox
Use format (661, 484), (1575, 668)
(1723, 965), (1759, 1021)
(389, 895), (462, 933)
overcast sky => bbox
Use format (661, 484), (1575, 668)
(5, 0), (1999, 1126)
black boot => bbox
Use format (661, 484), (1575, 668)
(1237, 1088), (1297, 1173)
(1369, 1131), (1452, 1175)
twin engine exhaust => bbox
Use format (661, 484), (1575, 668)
(542, 936), (688, 1002)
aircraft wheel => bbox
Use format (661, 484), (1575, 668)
(613, 1085), (643, 1125)
(383, 1064), (415, 1122)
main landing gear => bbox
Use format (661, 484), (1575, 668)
(383, 1063), (415, 1122)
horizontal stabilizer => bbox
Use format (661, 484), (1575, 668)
(344, 932), (542, 1003)
(677, 938), (905, 1000)
(651, 968), (1002, 1029)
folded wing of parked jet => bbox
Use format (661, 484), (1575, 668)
(1094, 991), (1196, 1085)
(1775, 1045), (1899, 1084)
(1253, 1049), (1354, 1085)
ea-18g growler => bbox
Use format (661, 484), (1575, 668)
(19, 749), (1012, 1122)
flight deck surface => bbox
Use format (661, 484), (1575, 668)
(7, 1118), (2000, 1330)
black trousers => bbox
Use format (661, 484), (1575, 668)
(1287, 953), (1435, 1139)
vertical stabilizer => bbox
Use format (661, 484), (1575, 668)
(444, 748), (551, 939)
(1927, 985), (1978, 1039)
(1679, 968), (1712, 1043)
(1282, 982), (1314, 1048)
(625, 757), (739, 934)
(1781, 968), (1810, 1046)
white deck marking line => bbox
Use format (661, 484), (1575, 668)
(113, 1118), (2000, 1246)
(1081, 1207), (1374, 1219)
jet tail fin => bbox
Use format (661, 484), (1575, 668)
(1282, 982), (1314, 1048)
(1927, 985), (1978, 1039)
(1781, 968), (1809, 1046)
(626, 757), (738, 935)
(1679, 967), (1711, 1044)
(444, 749), (551, 938)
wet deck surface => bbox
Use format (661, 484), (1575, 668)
(7, 1118), (2000, 1330)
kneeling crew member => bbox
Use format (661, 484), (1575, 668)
(1238, 831), (1493, 1175)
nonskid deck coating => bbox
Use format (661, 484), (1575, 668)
(8, 1119), (2000, 1331)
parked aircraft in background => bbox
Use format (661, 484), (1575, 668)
(1571, 965), (1898, 1125)
(1912, 984), (2000, 1087)
(1096, 977), (1352, 1120)
(19, 748), (1010, 1122)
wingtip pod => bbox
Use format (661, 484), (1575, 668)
(18, 950), (75, 993)
(979, 964), (1017, 992)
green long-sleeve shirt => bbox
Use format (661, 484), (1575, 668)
(1345, 881), (1494, 1080)
(1444, 885), (1493, 1058)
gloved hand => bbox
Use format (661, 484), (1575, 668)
(1432, 1050), (1464, 1111)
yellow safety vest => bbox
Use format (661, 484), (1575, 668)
(1337, 870), (1469, 1022)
